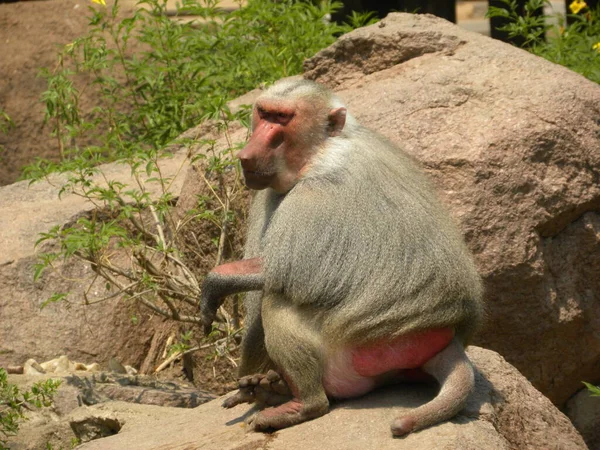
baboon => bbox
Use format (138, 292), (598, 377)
(200, 79), (483, 436)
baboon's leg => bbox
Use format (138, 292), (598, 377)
(248, 295), (329, 431)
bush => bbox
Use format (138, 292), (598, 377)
(487, 0), (600, 84)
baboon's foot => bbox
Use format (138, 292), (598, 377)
(248, 398), (329, 431)
(222, 370), (291, 409)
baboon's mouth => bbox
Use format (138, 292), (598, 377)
(242, 170), (274, 190)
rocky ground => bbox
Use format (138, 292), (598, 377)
(0, 0), (113, 186)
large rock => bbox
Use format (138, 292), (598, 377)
(5, 371), (215, 450)
(77, 347), (586, 450)
(0, 153), (189, 369)
(304, 13), (600, 407)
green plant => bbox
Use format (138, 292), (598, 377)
(31, 0), (374, 354)
(583, 381), (600, 396)
(33, 109), (247, 330)
(0, 369), (61, 450)
(45, 438), (81, 450)
(0, 109), (13, 135)
(170, 331), (194, 355)
(487, 0), (550, 46)
(487, 0), (600, 84)
(0, 108), (14, 158)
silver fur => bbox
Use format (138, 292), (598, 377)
(244, 80), (483, 347)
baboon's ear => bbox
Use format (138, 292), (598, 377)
(327, 107), (347, 137)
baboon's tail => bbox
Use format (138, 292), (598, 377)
(391, 338), (474, 436)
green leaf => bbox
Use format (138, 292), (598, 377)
(583, 381), (600, 396)
(40, 293), (68, 309)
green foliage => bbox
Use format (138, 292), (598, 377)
(24, 0), (370, 179)
(169, 330), (194, 355)
(31, 110), (245, 325)
(583, 381), (600, 396)
(487, 0), (600, 83)
(0, 369), (61, 449)
(534, 6), (600, 83)
(0, 108), (14, 158)
(487, 0), (550, 46)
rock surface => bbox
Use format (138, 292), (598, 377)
(77, 347), (586, 450)
(5, 371), (215, 450)
(66, 372), (216, 408)
(304, 13), (600, 407)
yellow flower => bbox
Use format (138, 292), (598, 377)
(593, 42), (600, 52)
(92, 0), (106, 6)
(569, 0), (587, 14)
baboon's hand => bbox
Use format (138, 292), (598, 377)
(200, 273), (226, 335)
(200, 267), (265, 335)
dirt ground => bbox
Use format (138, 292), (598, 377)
(0, 0), (247, 187)
(0, 0), (127, 186)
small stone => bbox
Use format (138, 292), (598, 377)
(23, 358), (45, 375)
